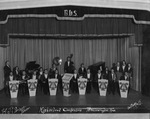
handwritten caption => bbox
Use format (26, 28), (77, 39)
(1, 106), (30, 114)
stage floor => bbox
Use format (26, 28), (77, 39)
(0, 88), (150, 113)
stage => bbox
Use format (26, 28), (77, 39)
(0, 87), (149, 114)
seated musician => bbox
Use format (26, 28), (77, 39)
(50, 69), (62, 92)
(13, 66), (20, 80)
(78, 63), (87, 78)
(71, 69), (79, 93)
(19, 70), (29, 95)
(85, 68), (93, 93)
(120, 72), (130, 81)
(93, 69), (103, 92)
(120, 72), (131, 93)
(49, 63), (58, 78)
(40, 69), (49, 95)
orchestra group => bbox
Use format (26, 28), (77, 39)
(3, 56), (133, 96)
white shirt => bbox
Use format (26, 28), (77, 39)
(128, 67), (131, 71)
(122, 65), (125, 71)
(40, 72), (43, 75)
(16, 70), (18, 75)
(74, 74), (77, 79)
(22, 75), (25, 80)
(44, 74), (48, 79)
(87, 74), (90, 79)
(117, 66), (120, 71)
(98, 73), (101, 79)
(9, 76), (13, 81)
(55, 74), (58, 78)
(32, 75), (36, 80)
(112, 73), (114, 80)
(68, 61), (70, 66)
(125, 75), (128, 80)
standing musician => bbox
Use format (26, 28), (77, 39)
(78, 63), (87, 78)
(121, 60), (127, 75)
(13, 66), (21, 80)
(64, 56), (75, 74)
(4, 61), (11, 95)
(109, 68), (118, 95)
(31, 70), (38, 80)
(94, 69), (103, 92)
(99, 65), (104, 74)
(103, 67), (110, 80)
(37, 67), (43, 92)
(50, 69), (62, 92)
(19, 70), (29, 95)
(114, 61), (122, 81)
(127, 63), (133, 79)
(5, 71), (15, 96)
(4, 61), (11, 79)
(71, 69), (79, 93)
(40, 69), (49, 95)
(49, 63), (58, 78)
(85, 68), (93, 93)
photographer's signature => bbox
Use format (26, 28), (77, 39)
(1, 106), (30, 114)
(127, 100), (142, 110)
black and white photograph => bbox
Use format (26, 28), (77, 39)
(0, 0), (149, 119)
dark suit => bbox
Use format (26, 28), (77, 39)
(48, 68), (58, 77)
(5, 75), (15, 95)
(114, 66), (123, 81)
(120, 65), (127, 74)
(19, 75), (29, 95)
(93, 73), (103, 92)
(13, 69), (21, 80)
(85, 73), (93, 93)
(64, 61), (74, 73)
(40, 74), (49, 95)
(37, 71), (43, 92)
(127, 67), (133, 77)
(103, 71), (110, 80)
(50, 73), (62, 92)
(114, 66), (122, 72)
(120, 75), (130, 81)
(108, 73), (119, 95)
(71, 73), (79, 93)
(4, 65), (11, 90)
(120, 75), (130, 93)
(78, 67), (87, 77)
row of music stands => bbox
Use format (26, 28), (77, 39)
(8, 73), (129, 98)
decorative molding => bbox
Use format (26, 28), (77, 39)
(2, 33), (140, 47)
(0, 0), (149, 11)
(0, 14), (150, 25)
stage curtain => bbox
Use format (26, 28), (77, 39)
(1, 36), (141, 91)
(0, 47), (9, 90)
